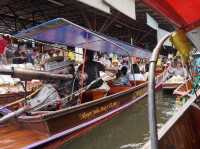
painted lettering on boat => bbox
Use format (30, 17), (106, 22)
(79, 102), (120, 120)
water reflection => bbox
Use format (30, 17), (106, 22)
(60, 91), (177, 149)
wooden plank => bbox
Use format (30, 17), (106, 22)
(0, 123), (47, 149)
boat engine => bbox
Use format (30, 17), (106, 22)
(0, 84), (61, 124)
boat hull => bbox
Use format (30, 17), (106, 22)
(0, 76), (163, 149)
(20, 83), (149, 148)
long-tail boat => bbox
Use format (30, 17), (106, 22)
(0, 73), (164, 149)
(141, 0), (200, 148)
(0, 18), (162, 149)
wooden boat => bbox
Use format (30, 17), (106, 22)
(173, 79), (192, 99)
(8, 17), (156, 149)
(0, 75), (164, 149)
(142, 90), (200, 149)
(0, 81), (42, 107)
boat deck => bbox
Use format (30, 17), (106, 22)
(0, 122), (47, 149)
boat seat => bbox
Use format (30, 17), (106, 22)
(81, 89), (107, 103)
(108, 85), (131, 95)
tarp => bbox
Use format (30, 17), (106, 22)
(143, 0), (200, 31)
(15, 18), (151, 58)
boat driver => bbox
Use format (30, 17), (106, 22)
(77, 50), (110, 91)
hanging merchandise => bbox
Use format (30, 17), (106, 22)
(170, 30), (192, 63)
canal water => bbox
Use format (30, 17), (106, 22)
(60, 91), (178, 149)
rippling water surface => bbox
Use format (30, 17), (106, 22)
(60, 91), (178, 149)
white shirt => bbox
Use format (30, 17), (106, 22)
(129, 73), (145, 81)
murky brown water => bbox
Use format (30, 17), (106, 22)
(60, 91), (177, 149)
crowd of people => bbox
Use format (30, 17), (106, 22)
(0, 40), (152, 86)
(0, 35), (190, 101)
(163, 56), (188, 82)
(75, 50), (150, 92)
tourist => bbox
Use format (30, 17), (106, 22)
(113, 66), (130, 86)
(40, 50), (49, 65)
(174, 61), (187, 77)
(129, 63), (145, 81)
(165, 60), (187, 82)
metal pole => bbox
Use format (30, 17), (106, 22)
(148, 33), (172, 149)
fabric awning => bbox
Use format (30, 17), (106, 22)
(15, 18), (151, 58)
(143, 0), (200, 31)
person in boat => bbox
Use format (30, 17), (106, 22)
(143, 59), (149, 80)
(167, 61), (184, 77)
(13, 44), (28, 64)
(166, 59), (175, 73)
(165, 60), (188, 82)
(129, 62), (145, 81)
(77, 50), (110, 91)
(40, 50), (49, 65)
(173, 61), (188, 77)
(98, 53), (112, 68)
(113, 66), (131, 86)
(138, 59), (146, 73)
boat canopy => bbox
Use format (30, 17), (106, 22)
(15, 18), (151, 58)
(143, 0), (200, 31)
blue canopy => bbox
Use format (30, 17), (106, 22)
(16, 18), (151, 58)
